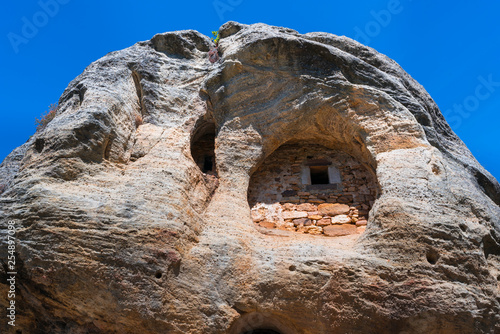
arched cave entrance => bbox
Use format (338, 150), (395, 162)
(248, 142), (378, 237)
(190, 118), (217, 176)
(228, 312), (295, 334)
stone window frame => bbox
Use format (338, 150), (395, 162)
(301, 159), (342, 190)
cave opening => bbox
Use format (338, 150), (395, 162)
(203, 155), (214, 173)
(242, 330), (281, 334)
(190, 119), (217, 176)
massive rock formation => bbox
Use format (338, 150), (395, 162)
(1, 22), (500, 333)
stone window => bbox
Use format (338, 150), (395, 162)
(310, 165), (329, 184)
(301, 160), (342, 192)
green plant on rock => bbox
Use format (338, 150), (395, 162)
(35, 103), (58, 131)
(211, 31), (220, 46)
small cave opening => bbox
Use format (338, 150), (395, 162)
(472, 167), (500, 206)
(35, 138), (45, 153)
(203, 155), (214, 173)
(459, 223), (467, 232)
(483, 232), (500, 260)
(426, 249), (440, 265)
(229, 312), (294, 334)
(190, 119), (217, 176)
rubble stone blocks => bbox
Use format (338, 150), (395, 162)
(318, 203), (351, 216)
(323, 224), (357, 237)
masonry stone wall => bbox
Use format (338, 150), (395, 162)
(248, 143), (378, 236)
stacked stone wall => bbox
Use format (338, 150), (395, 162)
(248, 143), (378, 236)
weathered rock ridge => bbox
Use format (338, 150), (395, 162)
(1, 22), (500, 333)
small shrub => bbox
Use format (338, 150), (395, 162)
(135, 114), (143, 127)
(35, 103), (58, 131)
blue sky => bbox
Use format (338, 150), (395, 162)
(1, 1), (499, 180)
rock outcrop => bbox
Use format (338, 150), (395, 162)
(1, 22), (499, 333)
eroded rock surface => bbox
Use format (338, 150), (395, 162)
(1, 22), (499, 334)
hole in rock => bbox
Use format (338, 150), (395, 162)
(248, 143), (377, 237)
(155, 271), (162, 279)
(459, 224), (467, 232)
(483, 233), (500, 260)
(35, 138), (45, 153)
(472, 167), (500, 206)
(426, 249), (439, 265)
(229, 312), (294, 334)
(190, 119), (217, 176)
(289, 265), (296, 271)
(203, 155), (214, 173)
(431, 164), (441, 175)
(78, 88), (86, 105)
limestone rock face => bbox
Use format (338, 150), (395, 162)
(1, 22), (500, 333)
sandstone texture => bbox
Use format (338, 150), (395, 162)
(1, 22), (500, 333)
